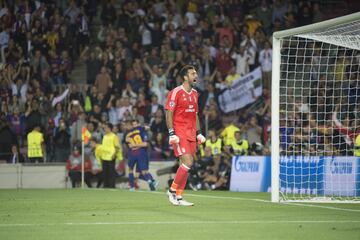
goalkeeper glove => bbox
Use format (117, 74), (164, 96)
(196, 131), (206, 144)
(168, 129), (180, 145)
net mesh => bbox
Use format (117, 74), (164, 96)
(278, 18), (360, 202)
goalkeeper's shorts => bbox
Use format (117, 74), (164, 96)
(172, 137), (196, 157)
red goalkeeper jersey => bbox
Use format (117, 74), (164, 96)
(165, 85), (198, 141)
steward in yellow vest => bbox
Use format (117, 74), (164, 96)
(101, 123), (120, 188)
(200, 129), (222, 156)
(205, 138), (222, 155)
(230, 131), (249, 155)
(27, 125), (44, 163)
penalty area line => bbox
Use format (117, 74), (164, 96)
(137, 190), (360, 213)
(86, 189), (360, 213)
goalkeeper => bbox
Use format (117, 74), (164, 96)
(165, 65), (206, 206)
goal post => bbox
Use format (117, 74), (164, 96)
(271, 12), (360, 203)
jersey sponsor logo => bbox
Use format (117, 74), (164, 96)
(185, 109), (195, 112)
(189, 105), (193, 108)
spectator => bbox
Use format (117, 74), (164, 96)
(8, 144), (24, 164)
(215, 47), (232, 78)
(144, 94), (164, 124)
(54, 118), (71, 163)
(25, 99), (44, 133)
(0, 116), (18, 163)
(231, 46), (250, 77)
(94, 66), (112, 96)
(81, 46), (101, 85)
(7, 107), (25, 145)
(150, 132), (171, 161)
(254, 0), (272, 35)
(70, 111), (86, 146)
(150, 109), (167, 137)
(144, 58), (174, 103)
(224, 65), (240, 86)
(258, 41), (272, 90)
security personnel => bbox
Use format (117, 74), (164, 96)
(27, 125), (44, 163)
(220, 122), (240, 146)
(205, 130), (222, 155)
(89, 138), (104, 188)
(231, 131), (249, 155)
(200, 129), (222, 156)
(354, 134), (360, 157)
(101, 123), (120, 188)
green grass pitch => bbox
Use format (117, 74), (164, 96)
(0, 189), (359, 240)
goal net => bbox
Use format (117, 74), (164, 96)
(271, 12), (360, 203)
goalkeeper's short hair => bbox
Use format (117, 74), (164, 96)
(179, 65), (196, 80)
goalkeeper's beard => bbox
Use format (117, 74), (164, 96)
(190, 79), (197, 88)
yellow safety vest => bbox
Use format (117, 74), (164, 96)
(221, 124), (240, 146)
(27, 130), (44, 158)
(116, 145), (123, 162)
(231, 139), (249, 155)
(101, 133), (120, 161)
(94, 144), (103, 163)
(205, 139), (222, 155)
(354, 134), (360, 157)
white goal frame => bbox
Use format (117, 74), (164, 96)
(271, 12), (360, 203)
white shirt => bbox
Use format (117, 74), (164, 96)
(117, 105), (132, 121)
(185, 12), (197, 26)
(162, 21), (178, 31)
(240, 38), (257, 65)
(259, 49), (273, 72)
(231, 52), (250, 76)
(11, 83), (28, 103)
(0, 30), (9, 47)
(139, 23), (153, 46)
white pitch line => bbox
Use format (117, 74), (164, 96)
(86, 189), (360, 213)
(134, 190), (360, 213)
(1, 220), (360, 227)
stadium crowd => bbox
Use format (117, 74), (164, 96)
(0, 0), (356, 190)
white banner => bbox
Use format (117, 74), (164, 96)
(218, 67), (262, 113)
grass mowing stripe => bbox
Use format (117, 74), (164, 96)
(1, 220), (360, 227)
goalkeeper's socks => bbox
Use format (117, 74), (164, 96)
(171, 163), (190, 197)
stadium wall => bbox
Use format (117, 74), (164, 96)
(0, 162), (174, 189)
